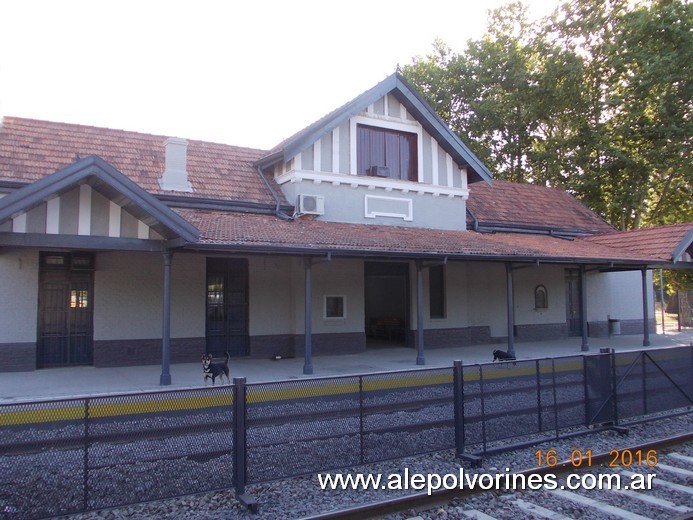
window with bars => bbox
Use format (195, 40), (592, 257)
(324, 295), (346, 319)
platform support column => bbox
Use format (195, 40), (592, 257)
(416, 260), (425, 365)
(160, 250), (172, 386)
(580, 265), (589, 352)
(303, 257), (314, 374)
(642, 267), (650, 347)
(505, 263), (515, 358)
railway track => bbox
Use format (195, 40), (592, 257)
(301, 432), (693, 520)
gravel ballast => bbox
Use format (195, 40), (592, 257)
(48, 412), (692, 520)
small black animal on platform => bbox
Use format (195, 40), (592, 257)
(202, 352), (230, 385)
(493, 349), (516, 362)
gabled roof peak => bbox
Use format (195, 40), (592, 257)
(257, 73), (493, 185)
(0, 154), (199, 243)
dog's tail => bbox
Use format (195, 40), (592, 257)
(225, 351), (230, 363)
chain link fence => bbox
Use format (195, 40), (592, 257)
(1, 345), (691, 519)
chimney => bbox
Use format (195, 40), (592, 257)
(159, 137), (193, 192)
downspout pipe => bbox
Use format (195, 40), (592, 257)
(466, 207), (479, 231)
(256, 164), (293, 220)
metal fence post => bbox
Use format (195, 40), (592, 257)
(551, 358), (558, 440)
(608, 348), (619, 427)
(582, 354), (589, 426)
(479, 365), (487, 454)
(83, 398), (90, 512)
(359, 375), (364, 465)
(233, 377), (257, 512)
(536, 360), (542, 433)
(642, 352), (648, 415)
(453, 360), (463, 458)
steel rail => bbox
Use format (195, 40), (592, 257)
(298, 431), (693, 520)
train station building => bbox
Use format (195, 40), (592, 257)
(0, 73), (691, 379)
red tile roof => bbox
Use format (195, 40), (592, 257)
(581, 223), (693, 263)
(3, 117), (689, 267)
(177, 209), (662, 264)
(0, 116), (285, 205)
(467, 180), (614, 233)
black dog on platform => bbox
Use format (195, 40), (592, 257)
(202, 352), (230, 386)
(493, 349), (516, 362)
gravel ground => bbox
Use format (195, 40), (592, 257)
(46, 411), (692, 520)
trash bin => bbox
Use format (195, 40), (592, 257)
(608, 318), (621, 335)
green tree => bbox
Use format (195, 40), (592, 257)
(607, 0), (692, 227)
(402, 0), (692, 229)
(403, 2), (541, 182)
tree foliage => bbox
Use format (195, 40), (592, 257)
(401, 0), (692, 229)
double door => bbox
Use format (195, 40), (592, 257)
(206, 258), (249, 357)
(38, 253), (94, 367)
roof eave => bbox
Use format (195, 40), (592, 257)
(672, 229), (693, 263)
(182, 241), (655, 266)
(392, 74), (493, 185)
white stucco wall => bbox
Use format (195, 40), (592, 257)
(423, 261), (469, 330)
(254, 256), (365, 336)
(466, 262), (507, 337)
(249, 255), (295, 335)
(1, 248), (655, 352)
(513, 265), (566, 325)
(587, 270), (653, 322)
(312, 258), (365, 334)
(94, 251), (204, 340)
(462, 262), (570, 337)
(0, 250), (39, 342)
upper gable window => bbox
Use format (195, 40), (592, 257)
(357, 124), (418, 182)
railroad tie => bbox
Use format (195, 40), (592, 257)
(512, 498), (572, 519)
(461, 509), (499, 520)
(668, 452), (693, 465)
(620, 470), (693, 496)
(549, 489), (650, 520)
(611, 486), (692, 514)
(655, 463), (693, 479)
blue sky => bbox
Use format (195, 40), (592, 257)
(0, 0), (560, 150)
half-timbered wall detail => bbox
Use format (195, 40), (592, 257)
(276, 94), (468, 192)
(7, 184), (164, 240)
(274, 93), (470, 230)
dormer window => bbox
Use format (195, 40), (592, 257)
(357, 124), (418, 182)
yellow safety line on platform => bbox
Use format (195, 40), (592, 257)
(0, 349), (686, 427)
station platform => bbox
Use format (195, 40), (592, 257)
(1, 330), (691, 403)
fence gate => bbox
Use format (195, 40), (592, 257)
(584, 350), (615, 425)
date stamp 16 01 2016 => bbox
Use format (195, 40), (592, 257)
(535, 448), (658, 469)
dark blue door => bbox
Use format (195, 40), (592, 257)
(206, 258), (249, 357)
(37, 253), (94, 367)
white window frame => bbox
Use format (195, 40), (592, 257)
(349, 115), (424, 182)
(364, 194), (413, 221)
(324, 294), (347, 320)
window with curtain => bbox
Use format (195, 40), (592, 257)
(357, 124), (417, 181)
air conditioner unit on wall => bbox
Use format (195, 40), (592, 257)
(369, 165), (390, 177)
(298, 194), (325, 215)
